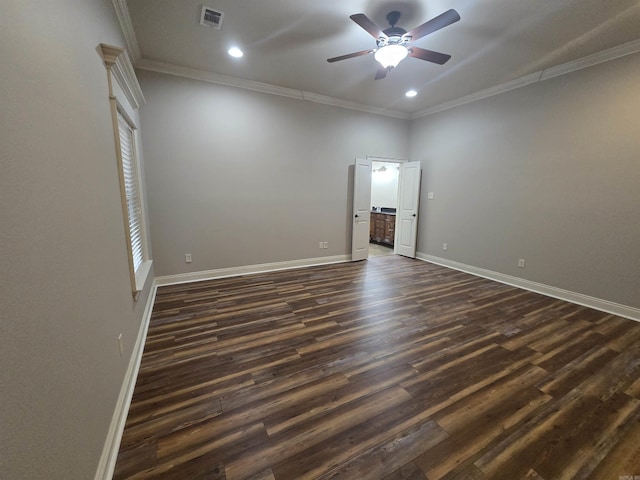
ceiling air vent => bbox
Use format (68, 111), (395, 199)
(200, 6), (224, 29)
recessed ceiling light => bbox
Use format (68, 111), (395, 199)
(228, 47), (244, 58)
(405, 89), (418, 98)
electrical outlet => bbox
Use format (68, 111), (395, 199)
(118, 334), (124, 356)
(323, 241), (328, 249)
(518, 258), (526, 268)
(443, 243), (448, 251)
(185, 253), (192, 263)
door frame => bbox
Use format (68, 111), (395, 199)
(367, 156), (409, 256)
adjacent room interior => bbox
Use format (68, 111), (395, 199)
(2, 1), (640, 479)
(369, 160), (400, 256)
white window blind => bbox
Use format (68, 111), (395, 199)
(117, 111), (144, 272)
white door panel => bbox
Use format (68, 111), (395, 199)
(352, 159), (372, 261)
(395, 161), (421, 258)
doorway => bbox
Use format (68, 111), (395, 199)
(369, 160), (400, 257)
(351, 158), (421, 261)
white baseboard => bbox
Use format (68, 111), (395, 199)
(416, 253), (640, 322)
(94, 280), (158, 480)
(155, 254), (351, 286)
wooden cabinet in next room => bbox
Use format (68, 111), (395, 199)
(370, 212), (395, 246)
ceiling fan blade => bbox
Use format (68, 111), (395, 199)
(408, 46), (451, 65)
(350, 13), (387, 39)
(327, 49), (374, 63)
(404, 9), (460, 41)
(374, 66), (388, 80)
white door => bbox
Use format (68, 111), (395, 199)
(351, 158), (372, 261)
(395, 161), (421, 258)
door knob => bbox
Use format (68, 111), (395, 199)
(412, 213), (417, 217)
(355, 214), (359, 218)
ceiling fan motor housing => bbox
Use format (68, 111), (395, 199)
(386, 11), (402, 28)
(378, 31), (408, 48)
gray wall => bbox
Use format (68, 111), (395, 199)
(0, 1), (154, 478)
(410, 53), (640, 309)
(137, 70), (410, 276)
(2, 2), (637, 476)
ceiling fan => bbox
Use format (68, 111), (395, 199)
(327, 9), (460, 79)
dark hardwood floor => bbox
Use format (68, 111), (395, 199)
(114, 255), (640, 479)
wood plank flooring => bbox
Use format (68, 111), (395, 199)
(114, 256), (640, 479)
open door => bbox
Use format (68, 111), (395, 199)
(351, 158), (372, 261)
(395, 161), (421, 258)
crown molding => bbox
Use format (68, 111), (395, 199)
(539, 38), (640, 81)
(110, 0), (640, 123)
(135, 36), (640, 122)
(111, 0), (141, 62)
(135, 58), (411, 120)
(300, 91), (411, 120)
(410, 72), (541, 119)
(411, 38), (640, 119)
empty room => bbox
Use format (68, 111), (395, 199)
(2, 1), (640, 479)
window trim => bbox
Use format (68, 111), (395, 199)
(100, 44), (151, 299)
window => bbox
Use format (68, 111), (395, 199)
(117, 111), (145, 273)
(99, 43), (151, 298)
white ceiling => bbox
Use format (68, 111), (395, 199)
(124, 0), (640, 116)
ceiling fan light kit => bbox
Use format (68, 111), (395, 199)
(374, 44), (408, 68)
(327, 9), (460, 79)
